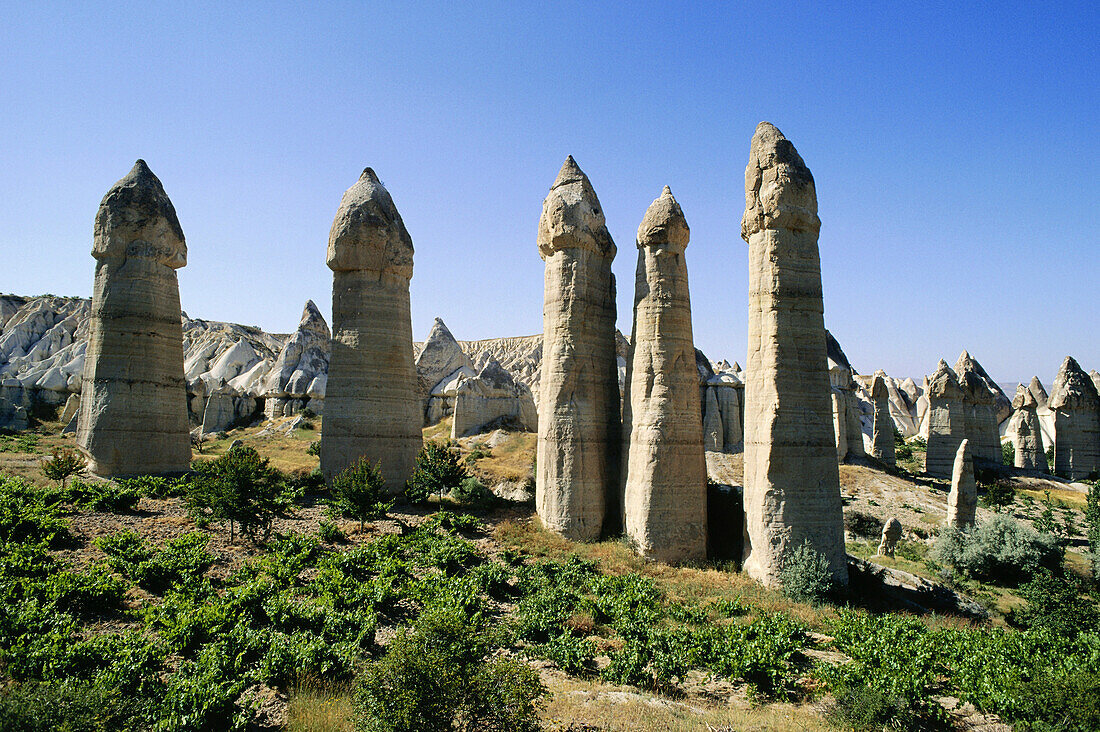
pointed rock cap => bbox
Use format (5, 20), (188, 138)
(741, 121), (819, 242)
(732, 361), (743, 373)
(1028, 376), (1049, 406)
(637, 185), (689, 252)
(415, 317), (472, 383)
(1012, 383), (1038, 410)
(1049, 356), (1100, 410)
(93, 159), (186, 267)
(928, 360), (964, 399)
(1090, 369), (1100, 394)
(955, 438), (972, 462)
(537, 156), (616, 260)
(825, 330), (853, 374)
(871, 371), (890, 401)
(298, 300), (330, 339)
(327, 167), (414, 277)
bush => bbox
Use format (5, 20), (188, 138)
(185, 447), (297, 542)
(353, 607), (545, 732)
(317, 518), (347, 543)
(329, 457), (392, 531)
(450, 476), (493, 507)
(406, 442), (467, 504)
(931, 514), (1062, 585)
(96, 530), (213, 592)
(827, 681), (922, 732)
(778, 540), (836, 604)
(1002, 440), (1015, 466)
(1008, 670), (1100, 732)
(980, 480), (1015, 511)
(0, 679), (143, 732)
(66, 479), (142, 512)
(843, 510), (882, 539)
(41, 447), (85, 488)
(1013, 570), (1100, 637)
(1087, 481), (1100, 577)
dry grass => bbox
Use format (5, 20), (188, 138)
(197, 418), (320, 474)
(467, 430), (537, 484)
(422, 416), (453, 444)
(286, 678), (354, 732)
(1014, 485), (1087, 510)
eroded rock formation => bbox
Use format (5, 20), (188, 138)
(1007, 384), (1046, 471)
(955, 351), (1003, 466)
(77, 160), (191, 476)
(740, 122), (847, 588)
(1049, 356), (1100, 480)
(535, 157), (620, 540)
(871, 372), (896, 465)
(925, 360), (967, 479)
(450, 357), (537, 438)
(621, 186), (707, 563)
(877, 517), (902, 557)
(319, 168), (421, 491)
(947, 439), (977, 529)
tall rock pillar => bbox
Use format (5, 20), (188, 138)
(1008, 385), (1047, 472)
(740, 122), (847, 587)
(78, 160), (191, 477)
(870, 372), (896, 465)
(946, 439), (977, 529)
(320, 168), (421, 492)
(925, 360), (967, 478)
(621, 187), (707, 563)
(955, 351), (1002, 467)
(535, 157), (620, 540)
(1049, 356), (1100, 480)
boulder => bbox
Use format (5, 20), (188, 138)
(877, 517), (902, 557)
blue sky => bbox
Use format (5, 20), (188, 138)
(1, 2), (1096, 384)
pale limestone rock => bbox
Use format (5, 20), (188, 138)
(955, 351), (1003, 466)
(58, 393), (81, 428)
(1028, 376), (1049, 408)
(450, 357), (537, 438)
(871, 372), (896, 465)
(535, 157), (620, 541)
(201, 391), (235, 436)
(826, 331), (865, 460)
(1049, 356), (1100, 480)
(740, 122), (847, 588)
(77, 161), (190, 477)
(1091, 369), (1100, 396)
(621, 186), (707, 563)
(264, 301), (331, 414)
(319, 168), (421, 492)
(925, 360), (967, 479)
(877, 517), (902, 557)
(1008, 385), (1046, 471)
(713, 382), (743, 450)
(947, 439), (977, 529)
(703, 386), (724, 452)
(416, 317), (472, 401)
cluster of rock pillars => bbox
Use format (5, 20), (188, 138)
(71, 122), (1100, 593)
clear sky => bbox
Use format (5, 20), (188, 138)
(1, 2), (1096, 384)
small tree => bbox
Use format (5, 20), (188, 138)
(779, 540), (836, 605)
(41, 447), (86, 489)
(406, 442), (467, 504)
(330, 457), (392, 531)
(185, 446), (291, 542)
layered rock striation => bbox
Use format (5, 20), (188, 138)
(925, 360), (967, 479)
(1049, 356), (1100, 480)
(870, 372), (896, 465)
(1007, 385), (1047, 471)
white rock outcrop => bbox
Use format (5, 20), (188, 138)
(870, 372), (896, 465)
(946, 439), (977, 529)
(1049, 356), (1100, 480)
(925, 360), (967, 479)
(1006, 384), (1046, 472)
(450, 357), (537, 438)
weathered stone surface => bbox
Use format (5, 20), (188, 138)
(877, 517), (902, 557)
(319, 168), (421, 492)
(740, 122), (847, 588)
(925, 360), (967, 479)
(826, 331), (866, 460)
(947, 439), (977, 528)
(415, 318), (472, 401)
(263, 300), (330, 415)
(871, 372), (896, 465)
(713, 381), (743, 450)
(77, 161), (191, 477)
(621, 186), (707, 563)
(1091, 369), (1100, 396)
(955, 351), (1003, 466)
(1007, 385), (1047, 471)
(831, 391), (848, 460)
(535, 157), (620, 541)
(703, 386), (724, 452)
(1028, 376), (1049, 408)
(1049, 356), (1100, 480)
(450, 357), (537, 438)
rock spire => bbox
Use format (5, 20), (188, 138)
(947, 439), (977, 529)
(870, 371), (896, 465)
(1008, 385), (1047, 471)
(925, 360), (967, 479)
(1048, 356), (1100, 480)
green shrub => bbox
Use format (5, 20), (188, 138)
(329, 457), (393, 531)
(44, 564), (128, 616)
(41, 447), (86, 488)
(354, 607), (545, 732)
(116, 474), (179, 499)
(66, 479), (142, 512)
(0, 678), (144, 732)
(1087, 481), (1100, 577)
(1002, 440), (1016, 466)
(0, 475), (69, 545)
(96, 530), (213, 592)
(317, 518), (346, 543)
(450, 476), (493, 506)
(843, 510), (882, 539)
(1013, 571), (1100, 637)
(185, 447), (297, 542)
(980, 480), (1015, 511)
(931, 514), (1061, 585)
(1009, 669), (1100, 732)
(826, 681), (921, 732)
(307, 440), (321, 456)
(406, 442), (467, 504)
(778, 540), (836, 604)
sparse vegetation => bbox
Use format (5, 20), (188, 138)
(328, 456), (392, 531)
(40, 446), (85, 488)
(405, 442), (467, 504)
(779, 540), (836, 605)
(931, 514), (1062, 585)
(185, 446), (299, 541)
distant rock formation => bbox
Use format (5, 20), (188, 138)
(621, 186), (707, 563)
(925, 360), (967, 479)
(78, 160), (191, 477)
(1007, 384), (1046, 471)
(450, 357), (537, 438)
(871, 372), (896, 465)
(946, 439), (977, 529)
(1048, 356), (1100, 480)
(320, 168), (421, 492)
(740, 122), (847, 588)
(877, 517), (902, 557)
(1028, 376), (1049, 408)
(955, 351), (1003, 466)
(535, 157), (621, 541)
(260, 300), (330, 420)
(415, 318), (472, 402)
(702, 386), (723, 452)
(827, 331), (866, 460)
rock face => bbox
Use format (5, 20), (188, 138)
(77, 161), (191, 477)
(702, 386), (724, 452)
(1007, 385), (1047, 471)
(877, 517), (902, 557)
(1028, 376), (1049, 408)
(415, 318), (472, 402)
(946, 439), (977, 529)
(740, 122), (847, 588)
(954, 351), (1003, 466)
(319, 168), (421, 492)
(450, 357), (537, 438)
(621, 187), (707, 563)
(925, 360), (967, 479)
(261, 300), (330, 420)
(870, 372), (896, 465)
(1048, 356), (1100, 480)
(535, 157), (621, 541)
(827, 331), (866, 460)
